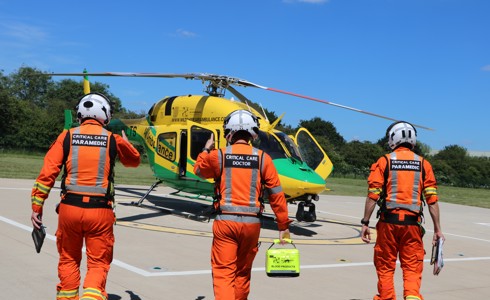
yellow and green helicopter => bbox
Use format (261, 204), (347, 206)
(53, 71), (431, 222)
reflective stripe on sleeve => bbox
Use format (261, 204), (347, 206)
(33, 181), (51, 195)
(424, 187), (437, 197)
(267, 185), (283, 195)
(31, 195), (45, 206)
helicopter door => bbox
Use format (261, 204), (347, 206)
(186, 121), (218, 173)
(179, 130), (188, 177)
(294, 128), (333, 181)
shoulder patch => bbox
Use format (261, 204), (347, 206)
(71, 134), (109, 147)
(390, 159), (421, 172)
(224, 154), (259, 169)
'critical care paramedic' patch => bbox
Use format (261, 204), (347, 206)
(224, 154), (259, 169)
(72, 134), (108, 147)
(390, 159), (421, 171)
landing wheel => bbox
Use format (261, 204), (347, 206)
(295, 200), (317, 222)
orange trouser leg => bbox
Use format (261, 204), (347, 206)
(82, 207), (115, 300)
(374, 222), (399, 300)
(56, 203), (114, 300)
(399, 225), (424, 300)
(56, 204), (84, 299)
(374, 222), (425, 300)
(211, 219), (261, 300)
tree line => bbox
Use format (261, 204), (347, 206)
(1, 67), (489, 189)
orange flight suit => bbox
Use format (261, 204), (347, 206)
(367, 147), (438, 300)
(32, 119), (140, 300)
(194, 143), (291, 300)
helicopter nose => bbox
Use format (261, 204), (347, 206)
(276, 162), (326, 198)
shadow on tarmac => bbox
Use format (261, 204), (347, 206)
(116, 190), (320, 238)
(108, 290), (143, 300)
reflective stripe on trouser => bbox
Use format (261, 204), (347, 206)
(56, 203), (115, 300)
(81, 287), (107, 300)
(212, 218), (261, 300)
(56, 288), (79, 299)
(374, 221), (424, 300)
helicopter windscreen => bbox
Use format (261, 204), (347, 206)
(252, 131), (302, 161)
(274, 132), (303, 162)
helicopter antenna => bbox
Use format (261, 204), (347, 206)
(259, 103), (269, 123)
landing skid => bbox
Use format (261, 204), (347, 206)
(129, 180), (215, 222)
(123, 201), (214, 222)
(131, 180), (163, 206)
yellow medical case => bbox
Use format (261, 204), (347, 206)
(266, 239), (300, 277)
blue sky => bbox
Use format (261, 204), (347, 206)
(1, 0), (489, 151)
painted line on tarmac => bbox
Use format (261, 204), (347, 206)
(115, 220), (370, 245)
(2, 216), (490, 277)
(439, 231), (490, 243)
(0, 215), (57, 242)
(319, 210), (490, 244)
(0, 215), (156, 277)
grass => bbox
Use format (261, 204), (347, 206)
(325, 176), (490, 209)
(2, 152), (489, 209)
(0, 151), (156, 185)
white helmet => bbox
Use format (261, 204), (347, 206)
(387, 121), (417, 150)
(76, 93), (113, 125)
(223, 110), (260, 141)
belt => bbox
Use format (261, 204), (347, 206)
(62, 194), (112, 209)
(381, 211), (419, 225)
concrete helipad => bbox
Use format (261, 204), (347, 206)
(1, 178), (489, 299)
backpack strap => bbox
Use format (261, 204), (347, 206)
(419, 157), (426, 216)
(257, 150), (266, 209)
(376, 154), (389, 218)
(106, 132), (117, 199)
(60, 130), (71, 195)
(212, 149), (224, 212)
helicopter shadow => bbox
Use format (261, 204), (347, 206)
(115, 185), (217, 222)
(115, 186), (319, 237)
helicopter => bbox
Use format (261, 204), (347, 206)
(51, 71), (433, 222)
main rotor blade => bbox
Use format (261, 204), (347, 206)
(47, 72), (434, 130)
(258, 86), (434, 131)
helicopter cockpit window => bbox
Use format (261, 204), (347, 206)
(252, 131), (287, 160)
(148, 99), (167, 122)
(296, 130), (323, 170)
(148, 103), (155, 117)
(274, 132), (303, 162)
(157, 132), (176, 162)
(190, 126), (214, 160)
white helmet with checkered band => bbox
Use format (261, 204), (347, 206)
(387, 121), (417, 150)
(76, 92), (114, 125)
(223, 110), (260, 141)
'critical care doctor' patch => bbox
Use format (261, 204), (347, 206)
(224, 154), (259, 169)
